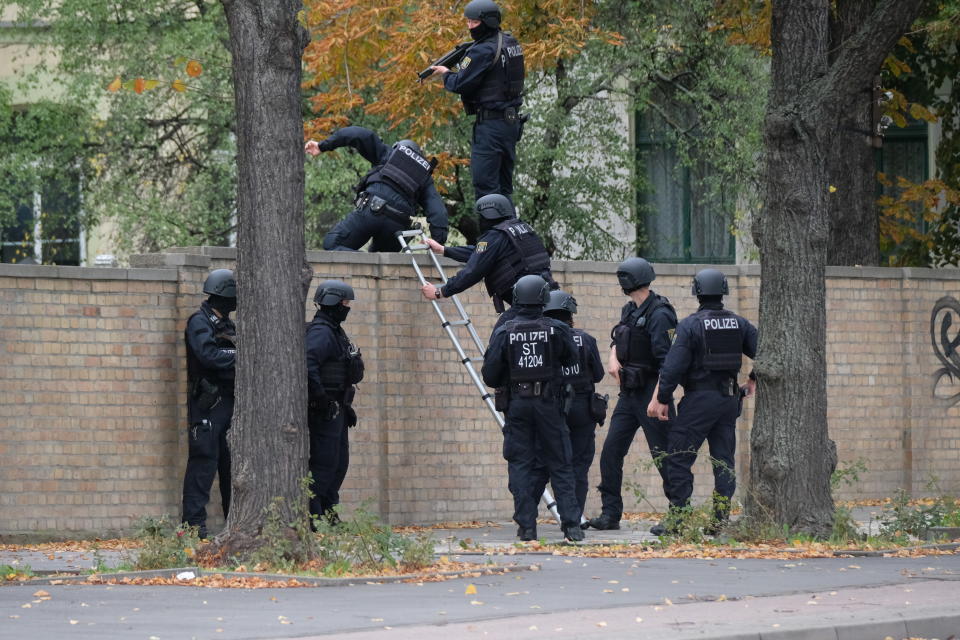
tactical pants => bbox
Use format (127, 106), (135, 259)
(532, 393), (596, 514)
(182, 397), (233, 536)
(308, 408), (350, 518)
(596, 384), (675, 520)
(664, 391), (738, 510)
(502, 394), (580, 530)
(471, 118), (520, 199)
(323, 204), (409, 253)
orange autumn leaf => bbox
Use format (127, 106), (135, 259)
(171, 78), (187, 92)
(133, 77), (145, 94)
(107, 76), (122, 92)
(186, 60), (203, 77)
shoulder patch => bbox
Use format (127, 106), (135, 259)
(667, 328), (676, 343)
(476, 241), (487, 253)
(460, 56), (471, 69)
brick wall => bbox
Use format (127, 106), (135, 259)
(2, 250), (959, 538)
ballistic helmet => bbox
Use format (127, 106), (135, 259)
(512, 274), (550, 307)
(616, 257), (655, 293)
(475, 193), (515, 221)
(464, 0), (502, 28)
(203, 269), (237, 298)
(314, 279), (355, 306)
(394, 139), (422, 155)
(691, 269), (729, 296)
(544, 289), (578, 315)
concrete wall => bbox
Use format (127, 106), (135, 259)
(2, 248), (960, 538)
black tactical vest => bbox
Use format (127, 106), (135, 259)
(697, 309), (743, 373)
(612, 296), (671, 371)
(561, 329), (592, 390)
(471, 31), (525, 107)
(505, 319), (555, 383)
(309, 315), (359, 391)
(483, 219), (552, 299)
(185, 307), (236, 394)
(376, 145), (434, 200)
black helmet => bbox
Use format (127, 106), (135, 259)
(512, 274), (550, 306)
(544, 289), (577, 315)
(314, 279), (355, 306)
(475, 193), (515, 221)
(692, 269), (729, 296)
(394, 139), (422, 155)
(203, 269), (237, 298)
(616, 257), (655, 293)
(464, 0), (501, 28)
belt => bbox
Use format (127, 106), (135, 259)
(477, 108), (505, 121)
(683, 376), (735, 393)
(511, 381), (557, 397)
(356, 192), (412, 226)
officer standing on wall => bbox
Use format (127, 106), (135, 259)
(481, 275), (584, 542)
(429, 0), (525, 199)
(586, 258), (678, 535)
(647, 268), (757, 534)
(420, 193), (555, 330)
(537, 290), (606, 517)
(305, 126), (448, 251)
(305, 280), (365, 523)
(182, 269), (237, 539)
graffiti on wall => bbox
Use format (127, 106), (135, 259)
(931, 296), (960, 406)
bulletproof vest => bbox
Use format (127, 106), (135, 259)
(185, 307), (236, 394)
(505, 319), (555, 383)
(697, 309), (743, 373)
(483, 220), (552, 299)
(309, 315), (353, 391)
(560, 329), (592, 389)
(612, 295), (671, 371)
(471, 31), (525, 106)
(376, 145), (435, 200)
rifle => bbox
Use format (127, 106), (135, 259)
(418, 42), (472, 83)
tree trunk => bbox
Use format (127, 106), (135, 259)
(748, 0), (922, 536)
(219, 0), (310, 554)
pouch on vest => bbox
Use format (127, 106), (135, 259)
(620, 365), (647, 390)
(590, 392), (609, 426)
(193, 378), (220, 412)
(494, 386), (510, 412)
(347, 346), (364, 384)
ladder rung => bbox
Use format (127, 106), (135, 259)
(447, 319), (471, 327)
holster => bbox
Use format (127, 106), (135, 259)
(590, 392), (609, 426)
(192, 378), (220, 412)
(562, 383), (574, 416)
(494, 386), (510, 411)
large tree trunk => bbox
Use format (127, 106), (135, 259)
(219, 0), (310, 553)
(748, 0), (922, 536)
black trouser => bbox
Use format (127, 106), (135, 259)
(502, 392), (580, 530)
(182, 396), (233, 535)
(308, 407), (350, 518)
(323, 204), (410, 253)
(664, 391), (738, 512)
(471, 117), (520, 199)
(596, 383), (675, 520)
(532, 392), (596, 514)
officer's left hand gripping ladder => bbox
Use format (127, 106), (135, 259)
(397, 227), (562, 525)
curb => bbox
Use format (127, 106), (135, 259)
(700, 611), (960, 640)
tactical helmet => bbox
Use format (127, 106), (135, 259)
(691, 269), (729, 296)
(464, 0), (501, 28)
(512, 274), (550, 306)
(616, 257), (655, 292)
(475, 193), (515, 221)
(544, 289), (577, 315)
(314, 279), (356, 306)
(203, 269), (237, 298)
(394, 139), (422, 155)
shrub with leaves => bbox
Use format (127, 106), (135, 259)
(132, 515), (200, 570)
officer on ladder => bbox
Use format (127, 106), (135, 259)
(481, 275), (584, 542)
(647, 268), (757, 535)
(420, 193), (555, 330)
(305, 126), (449, 251)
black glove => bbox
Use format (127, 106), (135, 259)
(323, 399), (340, 421)
(344, 405), (357, 428)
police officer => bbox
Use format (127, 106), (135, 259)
(305, 280), (365, 522)
(647, 268), (757, 534)
(305, 126), (449, 251)
(534, 290), (605, 516)
(429, 0), (525, 199)
(420, 193), (555, 330)
(182, 269), (237, 539)
(481, 275), (584, 542)
(586, 257), (678, 534)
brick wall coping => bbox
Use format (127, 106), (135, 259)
(0, 263), (181, 281)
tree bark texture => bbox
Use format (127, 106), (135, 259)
(220, 0), (310, 549)
(749, 0), (922, 536)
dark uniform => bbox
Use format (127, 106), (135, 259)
(481, 281), (582, 540)
(594, 294), (677, 524)
(319, 126), (449, 252)
(305, 295), (364, 519)
(182, 297), (236, 539)
(657, 300), (757, 521)
(442, 15), (525, 198)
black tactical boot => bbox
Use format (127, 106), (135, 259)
(649, 522), (666, 536)
(563, 524), (585, 542)
(517, 526), (537, 542)
(586, 514), (620, 530)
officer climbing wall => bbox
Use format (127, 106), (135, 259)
(305, 126), (449, 251)
(305, 280), (365, 524)
(481, 275), (584, 542)
(182, 269), (237, 540)
(586, 257), (678, 536)
(429, 0), (525, 199)
(420, 193), (556, 331)
(647, 268), (757, 535)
